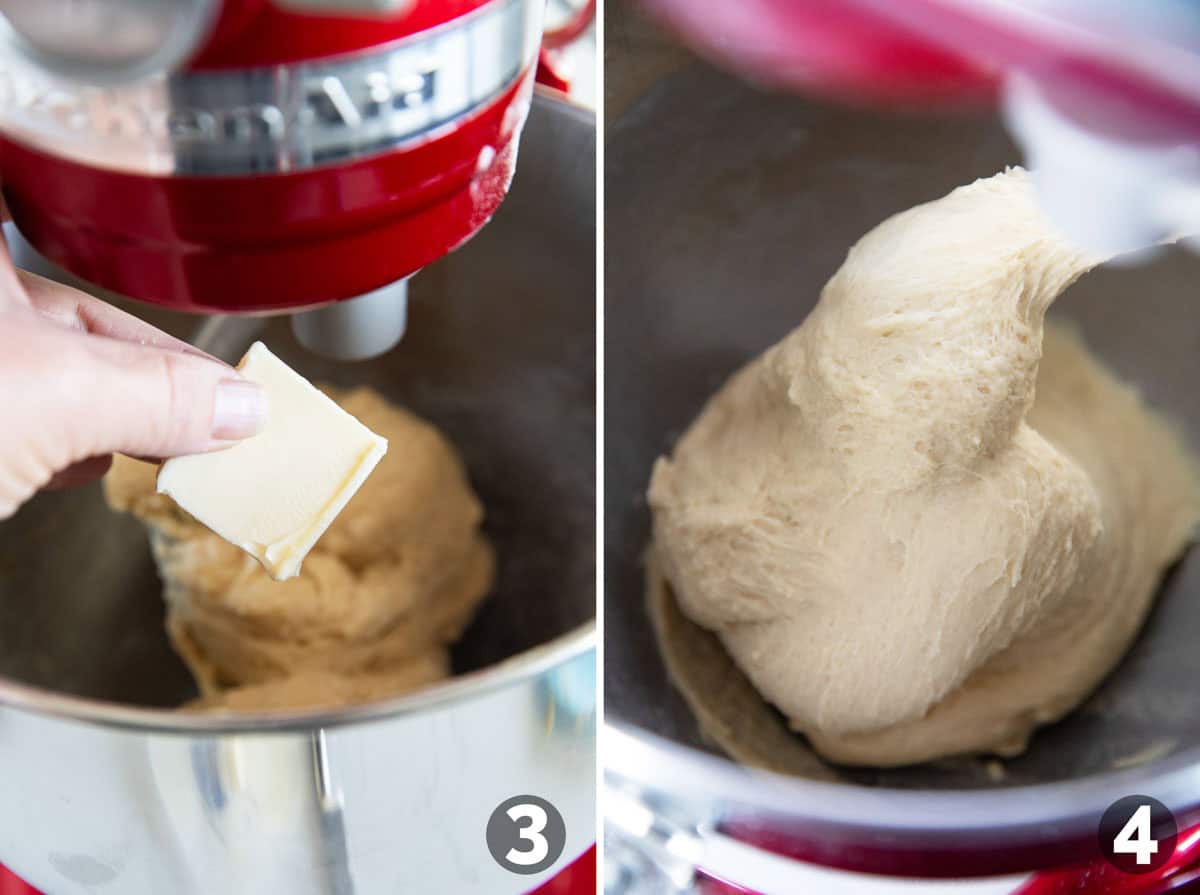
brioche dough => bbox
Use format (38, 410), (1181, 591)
(106, 386), (493, 712)
(649, 169), (1200, 767)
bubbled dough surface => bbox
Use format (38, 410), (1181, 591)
(649, 169), (1200, 767)
(105, 386), (494, 712)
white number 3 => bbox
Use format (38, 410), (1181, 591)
(1114, 804), (1159, 866)
(506, 803), (550, 866)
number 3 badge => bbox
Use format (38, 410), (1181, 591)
(487, 795), (568, 875)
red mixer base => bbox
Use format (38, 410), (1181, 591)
(0, 845), (596, 895)
(531, 846), (596, 894)
(693, 825), (1200, 895)
(0, 866), (34, 895)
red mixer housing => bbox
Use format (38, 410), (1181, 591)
(0, 0), (543, 314)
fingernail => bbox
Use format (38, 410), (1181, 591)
(212, 379), (268, 440)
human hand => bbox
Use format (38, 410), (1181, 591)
(0, 244), (267, 519)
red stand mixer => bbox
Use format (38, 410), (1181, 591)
(0, 2), (596, 894)
(0, 0), (548, 359)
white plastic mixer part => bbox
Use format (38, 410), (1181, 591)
(848, 0), (1200, 259)
(1004, 75), (1200, 261)
(290, 278), (410, 361)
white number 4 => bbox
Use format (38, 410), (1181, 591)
(1114, 804), (1159, 866)
(506, 803), (550, 867)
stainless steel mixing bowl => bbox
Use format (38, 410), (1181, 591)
(603, 47), (1200, 885)
(0, 91), (595, 895)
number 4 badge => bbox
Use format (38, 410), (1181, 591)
(1099, 796), (1178, 875)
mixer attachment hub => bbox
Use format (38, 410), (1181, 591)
(291, 278), (410, 361)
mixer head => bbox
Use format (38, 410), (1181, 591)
(640, 0), (1200, 261)
(0, 0), (547, 359)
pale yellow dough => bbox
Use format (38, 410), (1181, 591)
(649, 169), (1200, 767)
(105, 387), (493, 712)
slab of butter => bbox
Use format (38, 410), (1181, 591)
(157, 341), (388, 581)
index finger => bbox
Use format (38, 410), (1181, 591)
(17, 269), (228, 366)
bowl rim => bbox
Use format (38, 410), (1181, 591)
(0, 623), (595, 734)
(604, 720), (1200, 838)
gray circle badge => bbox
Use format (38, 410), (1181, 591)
(486, 794), (567, 875)
(1098, 795), (1177, 874)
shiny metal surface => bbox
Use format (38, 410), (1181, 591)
(0, 0), (540, 175)
(0, 93), (595, 891)
(0, 651), (595, 895)
(0, 0), (218, 84)
(603, 35), (1200, 871)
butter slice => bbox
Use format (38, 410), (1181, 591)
(157, 341), (388, 581)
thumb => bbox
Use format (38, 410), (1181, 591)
(67, 331), (268, 461)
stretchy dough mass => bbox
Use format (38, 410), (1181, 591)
(106, 386), (493, 712)
(648, 169), (1200, 767)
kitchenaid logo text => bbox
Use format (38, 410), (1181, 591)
(0, 64), (439, 145)
(0, 0), (537, 173)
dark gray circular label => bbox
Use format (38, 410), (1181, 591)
(486, 795), (567, 875)
(1098, 795), (1177, 874)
